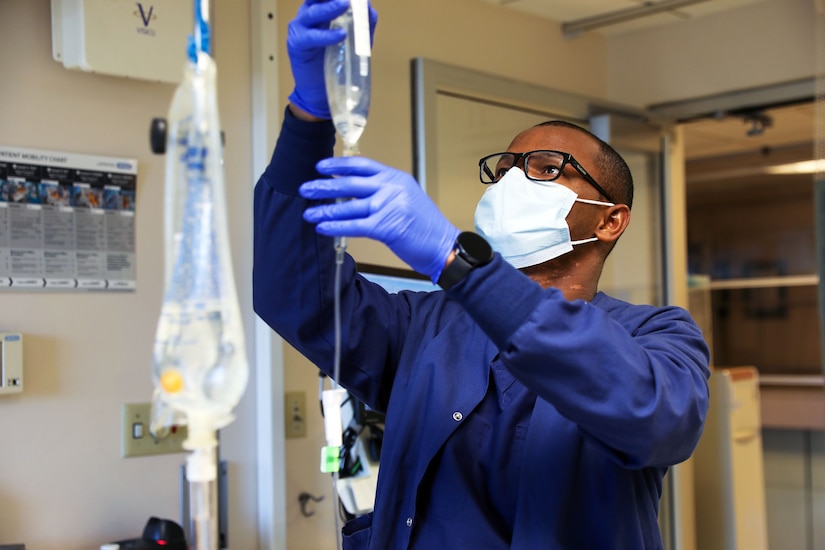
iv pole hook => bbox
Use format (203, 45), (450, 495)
(298, 492), (325, 517)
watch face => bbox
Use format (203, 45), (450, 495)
(459, 232), (493, 265)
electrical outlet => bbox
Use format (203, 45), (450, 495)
(285, 391), (307, 439)
(121, 402), (188, 458)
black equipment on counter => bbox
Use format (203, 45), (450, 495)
(108, 516), (187, 550)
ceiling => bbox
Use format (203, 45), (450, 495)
(478, 0), (773, 36)
(681, 101), (816, 160)
(683, 101), (818, 201)
(479, 0), (818, 187)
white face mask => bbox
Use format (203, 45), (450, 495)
(473, 167), (614, 269)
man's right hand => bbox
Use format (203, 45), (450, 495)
(287, 0), (348, 120)
(286, 0), (377, 121)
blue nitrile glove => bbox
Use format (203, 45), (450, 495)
(287, 0), (378, 119)
(300, 156), (460, 283)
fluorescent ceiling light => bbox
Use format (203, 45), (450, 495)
(687, 160), (825, 183)
(562, 0), (712, 37)
(764, 160), (825, 175)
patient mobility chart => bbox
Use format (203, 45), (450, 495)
(0, 145), (138, 291)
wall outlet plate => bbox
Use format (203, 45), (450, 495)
(285, 391), (307, 439)
(0, 333), (23, 395)
(121, 402), (188, 458)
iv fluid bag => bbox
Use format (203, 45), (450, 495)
(153, 52), (248, 435)
(324, 7), (371, 151)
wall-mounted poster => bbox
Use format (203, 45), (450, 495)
(0, 145), (137, 291)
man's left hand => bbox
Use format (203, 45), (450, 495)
(300, 156), (460, 283)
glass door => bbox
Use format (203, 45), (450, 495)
(590, 114), (667, 309)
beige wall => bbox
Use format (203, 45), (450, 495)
(606, 0), (817, 107)
(306, 0), (608, 175)
(0, 1), (257, 548)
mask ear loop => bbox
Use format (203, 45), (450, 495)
(575, 197), (615, 207)
(569, 198), (615, 246)
(570, 236), (599, 246)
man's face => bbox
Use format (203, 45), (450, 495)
(505, 125), (608, 241)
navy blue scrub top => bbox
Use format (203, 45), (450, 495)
(410, 358), (536, 549)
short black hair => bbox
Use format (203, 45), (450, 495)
(535, 120), (634, 209)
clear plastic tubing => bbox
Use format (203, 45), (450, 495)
(323, 0), (372, 377)
(323, 3), (371, 548)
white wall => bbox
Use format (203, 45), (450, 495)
(606, 0), (817, 107)
(0, 1), (258, 548)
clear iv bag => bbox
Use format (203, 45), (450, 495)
(324, 5), (371, 155)
(152, 50), (248, 449)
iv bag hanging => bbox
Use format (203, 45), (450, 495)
(152, 48), (248, 442)
(324, 0), (371, 154)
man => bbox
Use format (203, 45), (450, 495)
(253, 1), (710, 548)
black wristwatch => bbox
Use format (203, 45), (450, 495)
(437, 232), (494, 290)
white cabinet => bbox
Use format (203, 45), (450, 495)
(694, 367), (769, 550)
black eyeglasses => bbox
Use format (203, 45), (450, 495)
(478, 150), (616, 204)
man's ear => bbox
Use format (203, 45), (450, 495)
(596, 204), (630, 243)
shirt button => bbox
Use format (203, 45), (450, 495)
(452, 411), (463, 422)
(406, 517), (413, 527)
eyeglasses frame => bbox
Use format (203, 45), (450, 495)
(478, 150), (617, 204)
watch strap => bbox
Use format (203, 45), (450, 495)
(437, 251), (474, 290)
(437, 232), (493, 290)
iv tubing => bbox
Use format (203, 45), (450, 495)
(329, 143), (358, 550)
(331, 143), (357, 389)
(327, 3), (367, 546)
(328, 244), (344, 550)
